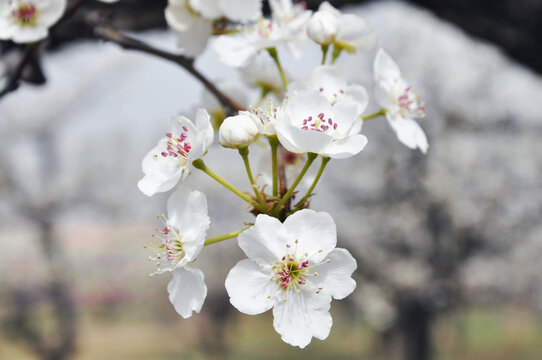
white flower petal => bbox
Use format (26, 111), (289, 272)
(374, 48), (401, 81)
(310, 65), (348, 101)
(283, 209), (336, 262)
(225, 259), (277, 315)
(238, 214), (292, 266)
(276, 123), (331, 154)
(167, 266), (207, 318)
(189, 0), (222, 19)
(321, 133), (367, 159)
(387, 113), (429, 153)
(272, 291), (332, 348)
(313, 248), (357, 300)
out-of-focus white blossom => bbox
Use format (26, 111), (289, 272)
(225, 210), (357, 348)
(239, 52), (284, 99)
(0, 0), (66, 43)
(146, 186), (210, 318)
(137, 109), (214, 196)
(309, 2), (376, 53)
(374, 48), (428, 153)
(275, 89), (367, 158)
(219, 112), (260, 149)
(165, 0), (214, 57)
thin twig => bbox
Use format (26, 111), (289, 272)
(93, 26), (245, 113)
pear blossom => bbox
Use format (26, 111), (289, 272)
(138, 109), (214, 197)
(373, 49), (428, 153)
(275, 89), (367, 159)
(146, 186), (210, 318)
(214, 0), (310, 68)
(248, 98), (280, 136)
(239, 52), (284, 99)
(309, 2), (375, 53)
(288, 65), (369, 117)
(219, 112), (260, 149)
(189, 0), (261, 22)
(225, 210), (357, 348)
(214, 19), (284, 68)
(165, 0), (214, 57)
(269, 0), (312, 58)
(0, 0), (66, 43)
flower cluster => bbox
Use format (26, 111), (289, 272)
(134, 0), (429, 349)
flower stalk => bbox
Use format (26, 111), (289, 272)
(294, 156), (331, 211)
(362, 108), (386, 121)
(192, 159), (258, 207)
(238, 147), (267, 210)
(273, 152), (318, 216)
(204, 227), (249, 246)
(267, 47), (288, 90)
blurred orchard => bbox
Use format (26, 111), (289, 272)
(1, 0), (541, 359)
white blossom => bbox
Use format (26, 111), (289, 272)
(137, 109), (214, 196)
(288, 65), (369, 117)
(219, 112), (260, 149)
(225, 210), (357, 348)
(310, 2), (376, 53)
(0, 0), (66, 43)
(373, 48), (428, 153)
(146, 186), (210, 318)
(239, 52), (284, 99)
(165, 0), (214, 57)
(214, 0), (310, 68)
(269, 0), (312, 58)
(275, 89), (367, 159)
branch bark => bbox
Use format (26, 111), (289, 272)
(93, 26), (245, 113)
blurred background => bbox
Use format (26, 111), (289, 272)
(1, 0), (541, 359)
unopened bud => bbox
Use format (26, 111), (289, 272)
(307, 10), (339, 45)
(219, 112), (259, 149)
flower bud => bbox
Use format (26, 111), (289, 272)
(307, 10), (339, 45)
(219, 112), (259, 149)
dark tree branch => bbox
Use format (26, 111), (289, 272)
(93, 26), (245, 113)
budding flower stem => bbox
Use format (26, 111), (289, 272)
(266, 47), (288, 91)
(192, 159), (260, 209)
(269, 136), (280, 197)
(273, 152), (318, 215)
(293, 156), (331, 212)
(204, 227), (250, 246)
(239, 147), (267, 211)
(330, 45), (343, 65)
(321, 45), (329, 65)
(362, 108), (387, 121)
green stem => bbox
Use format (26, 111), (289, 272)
(274, 152), (317, 213)
(239, 147), (267, 210)
(330, 45), (343, 65)
(362, 109), (386, 121)
(204, 227), (249, 246)
(321, 44), (329, 64)
(269, 136), (280, 197)
(294, 156), (330, 211)
(192, 159), (253, 204)
(256, 87), (271, 107)
(267, 47), (288, 90)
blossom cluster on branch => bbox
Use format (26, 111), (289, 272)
(0, 0), (429, 348)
